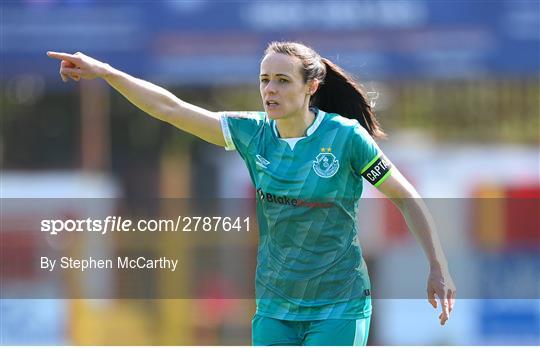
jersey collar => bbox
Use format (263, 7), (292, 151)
(271, 107), (326, 139)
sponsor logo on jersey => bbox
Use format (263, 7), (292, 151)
(313, 149), (339, 178)
(256, 188), (334, 208)
(255, 154), (270, 169)
(362, 155), (392, 186)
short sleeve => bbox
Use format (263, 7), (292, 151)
(219, 111), (266, 153)
(350, 124), (393, 187)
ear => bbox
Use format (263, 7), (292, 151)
(307, 79), (320, 96)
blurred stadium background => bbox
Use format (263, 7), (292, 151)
(1, 0), (539, 345)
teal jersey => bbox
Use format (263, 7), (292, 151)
(220, 108), (392, 320)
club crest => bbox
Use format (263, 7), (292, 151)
(313, 152), (339, 178)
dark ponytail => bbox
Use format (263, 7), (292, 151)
(265, 41), (386, 138)
(313, 58), (385, 138)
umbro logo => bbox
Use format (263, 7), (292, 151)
(255, 155), (270, 169)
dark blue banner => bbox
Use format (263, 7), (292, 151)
(2, 1), (539, 83)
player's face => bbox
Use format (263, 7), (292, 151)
(259, 53), (312, 120)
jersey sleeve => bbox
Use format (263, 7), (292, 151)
(350, 124), (393, 187)
(219, 111), (266, 153)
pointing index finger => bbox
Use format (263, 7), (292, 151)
(47, 51), (77, 62)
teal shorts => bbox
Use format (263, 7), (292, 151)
(252, 314), (371, 346)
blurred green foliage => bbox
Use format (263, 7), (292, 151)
(383, 79), (539, 143)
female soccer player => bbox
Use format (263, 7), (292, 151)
(47, 41), (456, 346)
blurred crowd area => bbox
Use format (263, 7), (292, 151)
(1, 0), (539, 345)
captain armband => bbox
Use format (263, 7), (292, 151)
(360, 154), (393, 187)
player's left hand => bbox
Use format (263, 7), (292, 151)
(427, 265), (456, 326)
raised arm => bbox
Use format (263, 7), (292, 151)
(47, 51), (226, 147)
(376, 167), (456, 326)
